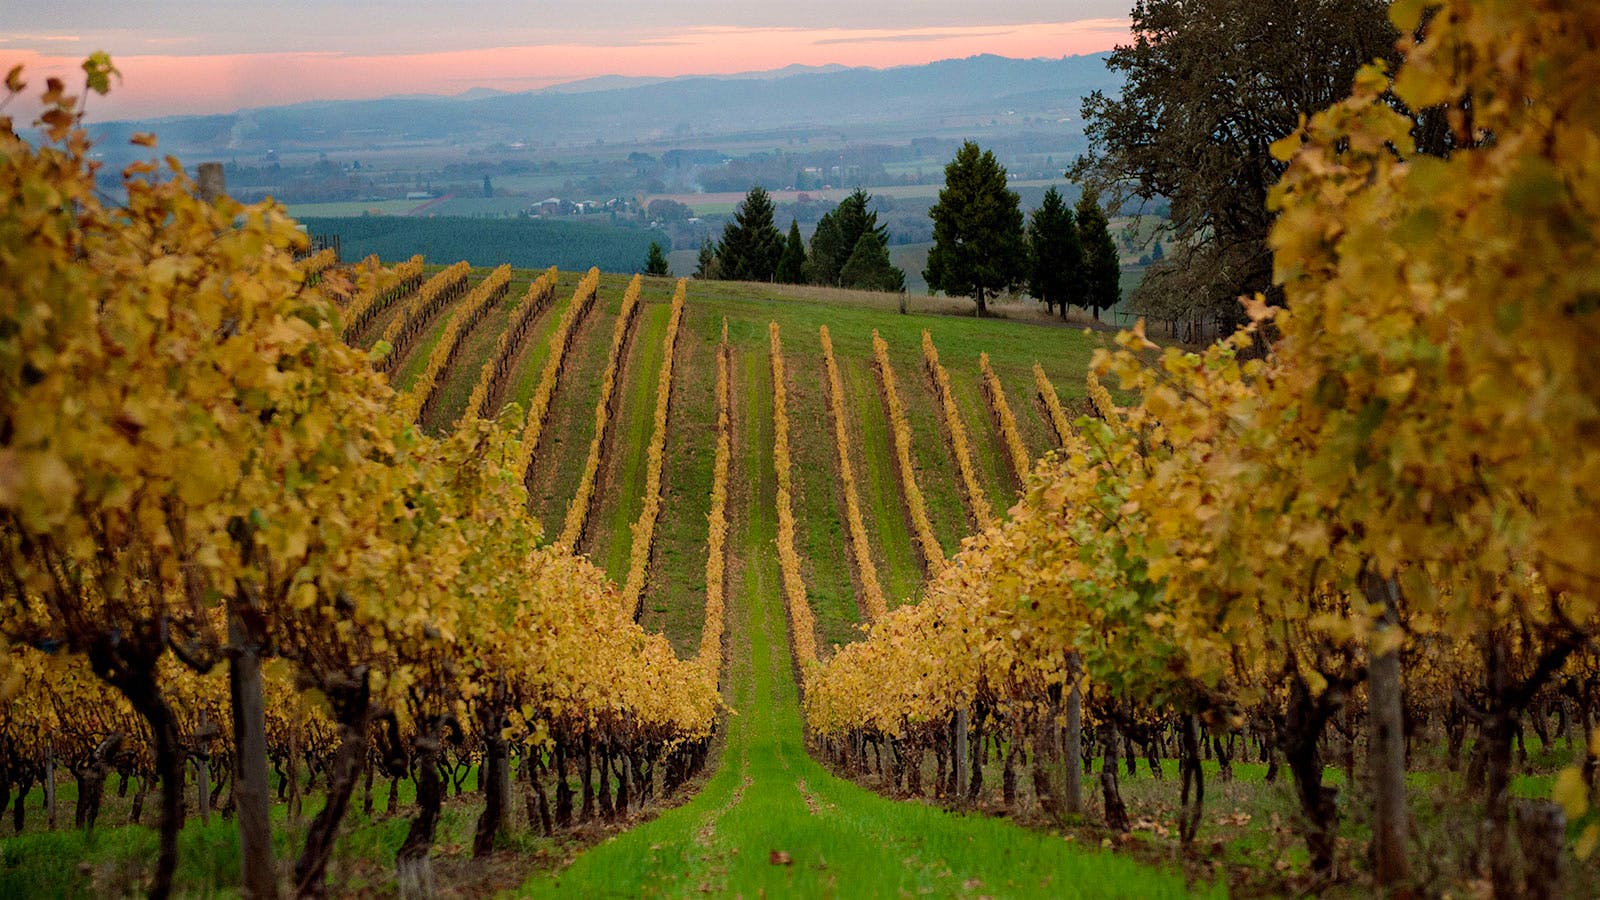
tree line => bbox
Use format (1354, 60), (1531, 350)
(668, 147), (1123, 320)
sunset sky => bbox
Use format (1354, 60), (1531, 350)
(3, 2), (1131, 120)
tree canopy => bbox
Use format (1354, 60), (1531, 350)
(644, 240), (670, 276)
(1025, 186), (1083, 318)
(1073, 0), (1398, 324)
(1075, 192), (1121, 321)
(923, 142), (1026, 316)
(776, 219), (807, 284)
(807, 189), (886, 287)
(715, 187), (783, 282)
(838, 232), (906, 294)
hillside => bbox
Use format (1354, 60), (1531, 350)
(85, 54), (1118, 156)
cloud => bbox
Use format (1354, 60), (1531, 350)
(814, 31), (1009, 46)
(0, 33), (82, 43)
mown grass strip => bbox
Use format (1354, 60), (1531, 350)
(770, 322), (819, 671)
(557, 275), (642, 548)
(819, 326), (889, 621)
(620, 279), (687, 617)
(982, 351), (1032, 487)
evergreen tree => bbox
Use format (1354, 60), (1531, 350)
(806, 211), (844, 284)
(715, 186), (783, 282)
(645, 241), (670, 276)
(923, 142), (1027, 316)
(838, 232), (906, 293)
(1075, 191), (1121, 320)
(1025, 186), (1084, 319)
(694, 238), (719, 280)
(806, 189), (886, 286)
(776, 220), (807, 284)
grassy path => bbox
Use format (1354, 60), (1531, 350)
(520, 342), (1210, 900)
(840, 356), (923, 607)
(587, 299), (671, 580)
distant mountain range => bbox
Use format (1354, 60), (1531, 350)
(88, 54), (1118, 155)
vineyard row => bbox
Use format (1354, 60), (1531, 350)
(378, 260), (472, 375)
(405, 263), (515, 423)
(340, 254), (425, 341)
(461, 266), (559, 426)
(819, 326), (890, 621)
(922, 330), (994, 531)
(696, 319), (733, 683)
(872, 331), (946, 576)
(514, 267), (601, 482)
(557, 274), (642, 549)
(770, 322), (819, 670)
(980, 353), (1031, 489)
(620, 279), (688, 617)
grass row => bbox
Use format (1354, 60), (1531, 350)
(557, 274), (643, 548)
(616, 280), (688, 616)
(819, 325), (889, 620)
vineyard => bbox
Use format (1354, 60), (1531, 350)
(4, 5), (1600, 897)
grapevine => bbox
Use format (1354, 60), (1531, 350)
(872, 331), (945, 575)
(921, 330), (993, 529)
(620, 278), (687, 617)
(979, 352), (1030, 488)
(819, 325), (890, 620)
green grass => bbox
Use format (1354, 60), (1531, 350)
(636, 292), (718, 655)
(520, 337), (1208, 899)
(525, 281), (622, 531)
(839, 356), (924, 606)
(499, 270), (581, 421)
(781, 328), (862, 652)
(587, 291), (674, 579)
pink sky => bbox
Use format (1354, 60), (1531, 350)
(7, 19), (1128, 121)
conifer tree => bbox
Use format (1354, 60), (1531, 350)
(776, 220), (807, 284)
(838, 232), (906, 293)
(716, 186), (783, 282)
(807, 189), (886, 286)
(645, 241), (670, 276)
(924, 142), (1027, 316)
(1026, 186), (1084, 318)
(1075, 191), (1121, 320)
(694, 238), (719, 279)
